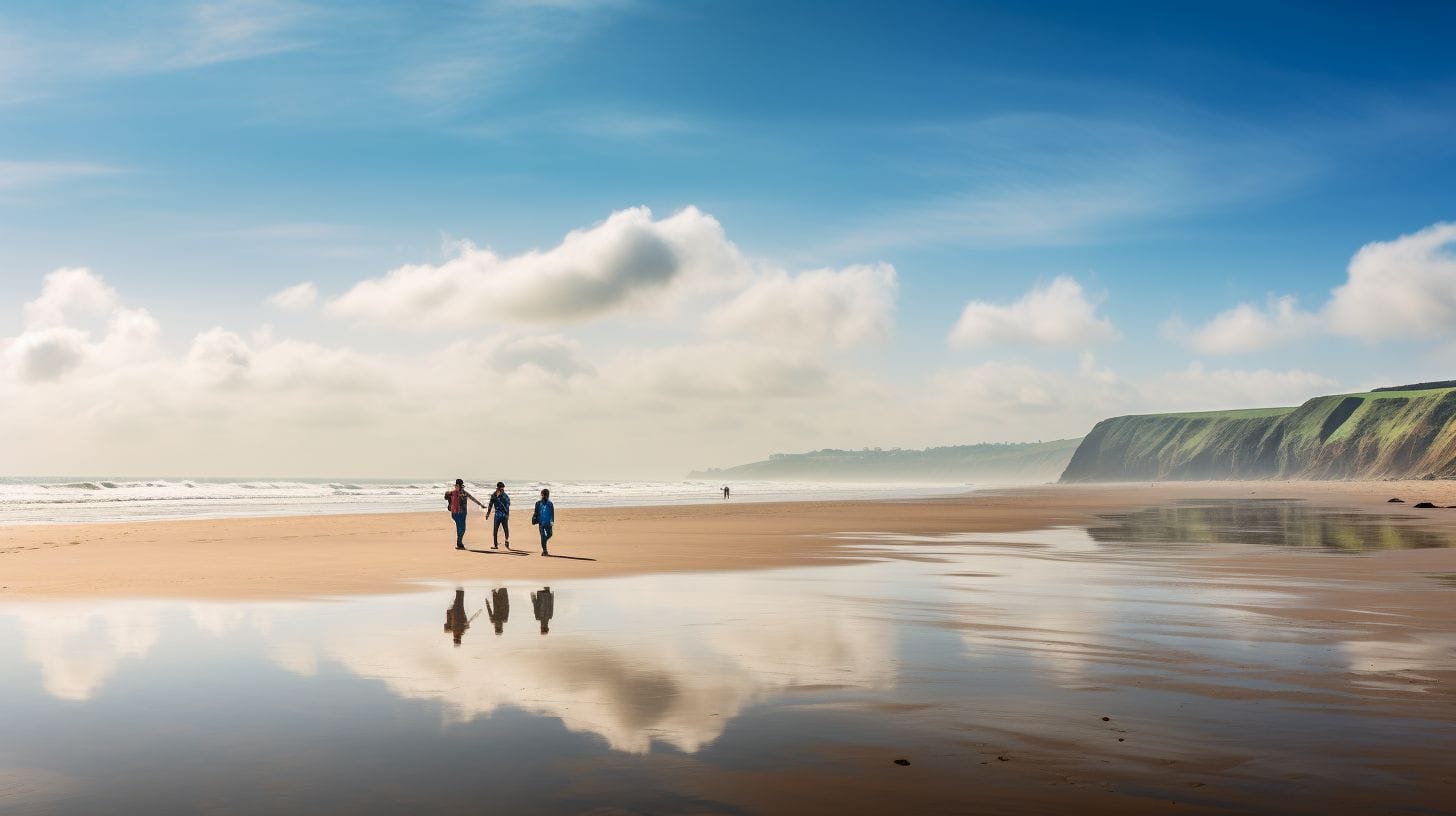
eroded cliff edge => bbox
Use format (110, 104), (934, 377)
(1060, 385), (1456, 482)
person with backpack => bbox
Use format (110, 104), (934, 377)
(487, 482), (511, 549)
(532, 488), (555, 556)
(444, 479), (486, 550)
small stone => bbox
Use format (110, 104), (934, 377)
(1387, 497), (1405, 503)
(893, 758), (910, 766)
(998, 755), (1010, 762)
(1414, 502), (1438, 508)
(1118, 738), (1125, 742)
(1101, 716), (1111, 721)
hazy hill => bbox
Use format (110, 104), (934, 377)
(689, 439), (1082, 483)
(1061, 384), (1456, 482)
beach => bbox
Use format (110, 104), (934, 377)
(4, 482), (1456, 814)
(4, 480), (1456, 598)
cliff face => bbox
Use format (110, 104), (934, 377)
(1060, 387), (1456, 482)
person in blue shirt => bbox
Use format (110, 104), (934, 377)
(533, 488), (555, 556)
(487, 482), (511, 549)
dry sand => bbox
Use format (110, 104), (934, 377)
(4, 480), (1456, 599)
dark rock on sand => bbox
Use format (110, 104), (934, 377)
(1414, 502), (1438, 508)
(1388, 497), (1406, 503)
(893, 758), (910, 766)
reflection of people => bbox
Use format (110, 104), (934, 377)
(487, 482), (511, 549)
(533, 488), (555, 556)
(531, 587), (554, 635)
(443, 589), (470, 645)
(486, 587), (510, 635)
(444, 479), (486, 550)
(722, 485), (730, 499)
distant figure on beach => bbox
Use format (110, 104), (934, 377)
(723, 485), (730, 499)
(445, 479), (486, 550)
(486, 587), (510, 635)
(488, 482), (511, 549)
(443, 589), (470, 645)
(533, 488), (555, 556)
(532, 587), (554, 635)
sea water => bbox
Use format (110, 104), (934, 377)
(0, 477), (972, 525)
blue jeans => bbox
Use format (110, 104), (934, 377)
(493, 515), (509, 546)
(539, 523), (553, 552)
(452, 512), (467, 545)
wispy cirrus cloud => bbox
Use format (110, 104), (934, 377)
(834, 112), (1315, 251)
(0, 0), (323, 104)
(0, 160), (120, 192)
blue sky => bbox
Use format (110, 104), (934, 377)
(2, 1), (1455, 477)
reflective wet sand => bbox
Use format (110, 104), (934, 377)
(2, 500), (1454, 814)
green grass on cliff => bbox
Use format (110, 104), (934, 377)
(1061, 383), (1456, 482)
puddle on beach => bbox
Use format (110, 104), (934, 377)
(3, 506), (1455, 814)
(1089, 498), (1453, 551)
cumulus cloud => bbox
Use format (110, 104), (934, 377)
(22, 267), (119, 328)
(1185, 295), (1319, 354)
(327, 206), (746, 328)
(948, 276), (1116, 350)
(267, 281), (318, 311)
(1325, 221), (1456, 339)
(1179, 222), (1456, 354)
(1146, 363), (1335, 410)
(705, 263), (897, 349)
(187, 328), (253, 387)
(5, 326), (90, 382)
(3, 268), (159, 382)
(924, 355), (1332, 441)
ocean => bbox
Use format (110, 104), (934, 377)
(0, 477), (971, 525)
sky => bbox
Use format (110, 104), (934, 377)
(2, 0), (1455, 479)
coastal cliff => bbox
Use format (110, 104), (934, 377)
(1060, 385), (1456, 482)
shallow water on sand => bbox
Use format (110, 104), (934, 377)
(2, 504), (1454, 814)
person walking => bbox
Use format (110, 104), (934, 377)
(444, 479), (485, 550)
(532, 488), (555, 556)
(487, 482), (511, 549)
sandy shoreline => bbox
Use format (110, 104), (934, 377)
(6, 480), (1456, 814)
(4, 480), (1456, 599)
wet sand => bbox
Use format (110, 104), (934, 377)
(4, 480), (1456, 814)
(4, 480), (1456, 599)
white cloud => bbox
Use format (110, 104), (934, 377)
(266, 281), (318, 311)
(1186, 295), (1318, 354)
(327, 206), (746, 328)
(1179, 222), (1456, 354)
(0, 257), (1341, 478)
(22, 267), (119, 328)
(5, 326), (90, 382)
(1325, 221), (1456, 340)
(1145, 363), (1335, 411)
(3, 268), (159, 382)
(187, 328), (253, 387)
(705, 263), (897, 350)
(948, 276), (1116, 350)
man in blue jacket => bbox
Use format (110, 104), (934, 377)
(487, 482), (511, 549)
(533, 488), (555, 556)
